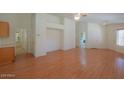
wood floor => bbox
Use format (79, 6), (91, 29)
(0, 48), (124, 79)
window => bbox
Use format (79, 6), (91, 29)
(117, 30), (124, 46)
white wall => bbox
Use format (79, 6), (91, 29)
(75, 22), (80, 47)
(76, 22), (107, 49)
(63, 18), (76, 50)
(34, 13), (64, 57)
(87, 23), (107, 49)
(46, 14), (61, 24)
(34, 14), (76, 57)
(106, 23), (124, 53)
(34, 14), (47, 57)
(46, 15), (64, 52)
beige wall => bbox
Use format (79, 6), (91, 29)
(76, 22), (107, 49)
(30, 14), (35, 54)
(87, 23), (107, 49)
(75, 21), (124, 54)
(15, 14), (32, 53)
(106, 23), (124, 53)
(1, 13), (124, 56)
(0, 13), (33, 55)
(63, 18), (75, 50)
(0, 14), (16, 47)
(75, 22), (87, 48)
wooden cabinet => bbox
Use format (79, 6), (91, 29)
(0, 47), (15, 65)
(0, 22), (9, 37)
(0, 49), (4, 62)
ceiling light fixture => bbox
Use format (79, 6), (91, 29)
(74, 13), (87, 21)
(74, 13), (81, 21)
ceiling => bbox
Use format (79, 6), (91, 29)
(51, 13), (124, 24)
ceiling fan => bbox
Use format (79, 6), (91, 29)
(74, 13), (87, 21)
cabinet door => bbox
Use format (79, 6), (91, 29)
(0, 22), (9, 37)
(0, 49), (4, 63)
(3, 47), (15, 63)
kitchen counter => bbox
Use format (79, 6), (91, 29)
(0, 43), (15, 48)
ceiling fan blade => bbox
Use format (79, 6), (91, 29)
(80, 13), (88, 16)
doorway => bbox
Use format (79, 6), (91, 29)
(46, 28), (63, 52)
(80, 32), (86, 48)
(15, 29), (28, 56)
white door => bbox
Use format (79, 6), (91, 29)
(46, 28), (63, 52)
